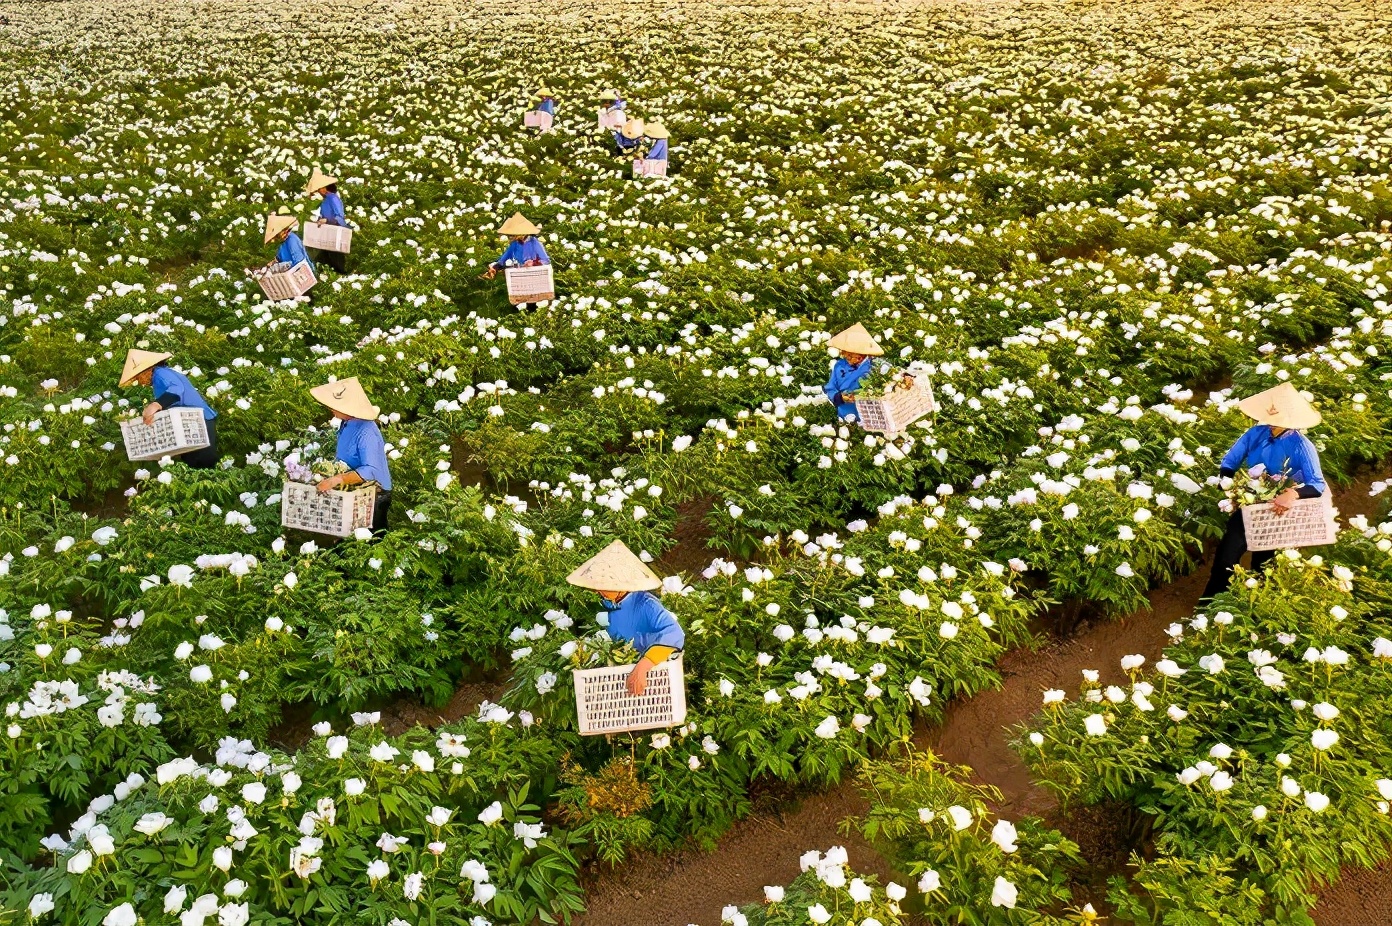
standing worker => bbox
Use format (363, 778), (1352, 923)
(305, 167), (348, 273)
(567, 540), (685, 696)
(822, 323), (883, 421)
(1200, 383), (1327, 600)
(118, 349), (219, 469)
(309, 377), (392, 535)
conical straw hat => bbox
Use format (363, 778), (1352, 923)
(599, 88), (621, 101)
(534, 87), (554, 98)
(566, 539), (662, 592)
(310, 377), (380, 420)
(304, 167), (337, 193)
(497, 212), (540, 237)
(645, 122), (670, 139)
(264, 211), (298, 243)
(828, 323), (884, 357)
(1237, 382), (1321, 430)
(119, 349), (171, 387)
(621, 118), (646, 140)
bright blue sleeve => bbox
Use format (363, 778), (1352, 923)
(320, 193), (346, 226)
(520, 238), (550, 265)
(647, 139), (668, 160)
(349, 422), (392, 490)
(1289, 434), (1326, 494)
(537, 99), (555, 115)
(1220, 427), (1256, 473)
(277, 233), (311, 267)
(151, 367), (216, 420)
(639, 595), (684, 652)
(493, 240), (523, 268)
(822, 361), (844, 404)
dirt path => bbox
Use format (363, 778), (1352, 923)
(573, 787), (902, 926)
(575, 471), (1392, 925)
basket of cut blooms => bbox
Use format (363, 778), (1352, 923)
(280, 452), (377, 537)
(1224, 463), (1336, 551)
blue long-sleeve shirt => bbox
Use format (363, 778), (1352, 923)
(336, 418), (392, 491)
(646, 138), (668, 161)
(276, 231), (312, 270)
(601, 591), (684, 658)
(493, 237), (550, 268)
(318, 192), (346, 227)
(1220, 425), (1326, 495)
(535, 99), (556, 115)
(823, 357), (873, 419)
(616, 132), (641, 152)
(151, 366), (216, 421)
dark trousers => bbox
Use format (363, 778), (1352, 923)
(312, 248), (346, 273)
(1201, 509), (1275, 600)
(182, 417), (219, 470)
(372, 490), (391, 536)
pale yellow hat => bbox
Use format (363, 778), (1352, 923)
(119, 349), (171, 387)
(264, 211), (297, 244)
(645, 122), (670, 139)
(621, 118), (646, 140)
(1237, 382), (1321, 430)
(534, 87), (554, 99)
(566, 539), (662, 592)
(498, 212), (540, 237)
(304, 167), (337, 194)
(311, 377), (380, 420)
(828, 323), (884, 357)
(599, 89), (621, 101)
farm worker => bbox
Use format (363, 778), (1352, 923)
(482, 213), (551, 279)
(1200, 383), (1327, 600)
(822, 323), (883, 420)
(600, 88), (625, 117)
(616, 117), (645, 155)
(304, 167), (347, 273)
(310, 377), (393, 535)
(533, 88), (557, 117)
(643, 122), (669, 162)
(264, 210), (313, 273)
(118, 349), (219, 469)
(567, 539), (685, 696)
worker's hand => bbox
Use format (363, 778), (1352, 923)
(316, 475), (343, 494)
(482, 266), (498, 280)
(142, 402), (161, 426)
(626, 657), (657, 696)
(316, 217), (327, 226)
(1271, 487), (1300, 515)
(841, 391), (857, 402)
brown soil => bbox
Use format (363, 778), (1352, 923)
(655, 496), (719, 579)
(573, 787), (906, 926)
(380, 679), (507, 737)
(921, 568), (1206, 819)
(573, 469), (1392, 925)
(264, 676), (508, 752)
(1311, 859), (1392, 926)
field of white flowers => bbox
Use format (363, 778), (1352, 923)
(4, 0), (1392, 922)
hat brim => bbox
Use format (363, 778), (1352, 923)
(118, 351), (172, 387)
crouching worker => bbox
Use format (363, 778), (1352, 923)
(822, 323), (883, 421)
(1200, 383), (1327, 600)
(118, 349), (219, 469)
(567, 540), (684, 696)
(482, 212), (550, 279)
(310, 377), (392, 535)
